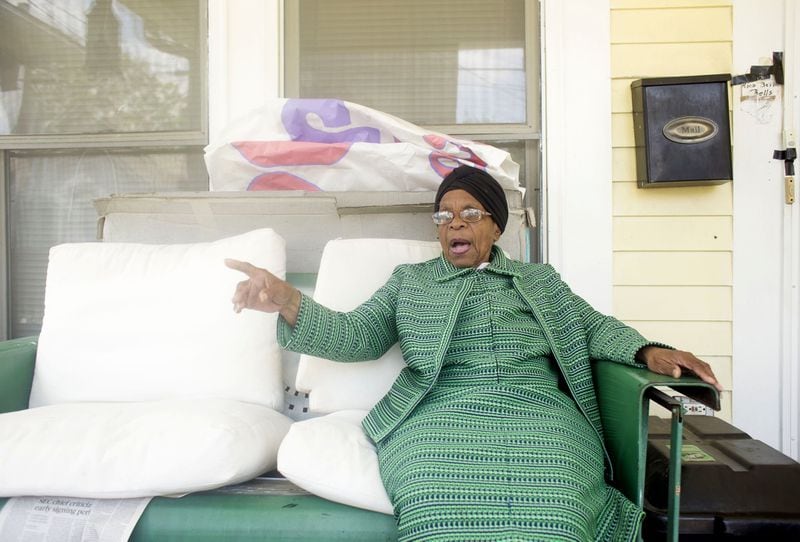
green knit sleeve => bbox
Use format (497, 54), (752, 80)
(580, 299), (671, 365)
(277, 268), (402, 362)
(547, 266), (671, 365)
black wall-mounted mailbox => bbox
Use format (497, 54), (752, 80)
(631, 74), (732, 188)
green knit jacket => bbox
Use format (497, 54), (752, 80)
(279, 247), (659, 467)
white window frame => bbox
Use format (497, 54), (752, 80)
(210, 0), (612, 311)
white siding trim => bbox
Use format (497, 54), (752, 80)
(542, 0), (613, 312)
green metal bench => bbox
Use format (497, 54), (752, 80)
(0, 335), (718, 541)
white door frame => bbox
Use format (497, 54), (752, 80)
(732, 0), (799, 459)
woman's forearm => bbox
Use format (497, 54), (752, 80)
(278, 288), (302, 327)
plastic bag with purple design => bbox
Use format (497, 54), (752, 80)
(205, 99), (520, 192)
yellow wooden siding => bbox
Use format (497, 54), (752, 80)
(614, 216), (732, 251)
(613, 252), (732, 285)
(612, 8), (731, 44)
(612, 148), (638, 181)
(610, 1), (733, 420)
(625, 321), (732, 356)
(611, 113), (636, 147)
(612, 79), (638, 113)
(612, 0), (731, 9)
(614, 286), (731, 320)
(613, 182), (732, 216)
(718, 392), (732, 421)
(612, 43), (731, 78)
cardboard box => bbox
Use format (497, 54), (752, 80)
(95, 190), (532, 273)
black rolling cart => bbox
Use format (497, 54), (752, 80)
(643, 415), (800, 541)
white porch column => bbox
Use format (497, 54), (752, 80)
(542, 0), (613, 312)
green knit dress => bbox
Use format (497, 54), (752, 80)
(375, 267), (643, 541)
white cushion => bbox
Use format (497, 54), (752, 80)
(0, 399), (293, 498)
(30, 229), (286, 409)
(296, 238), (441, 413)
(277, 410), (392, 514)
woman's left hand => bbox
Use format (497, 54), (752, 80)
(637, 346), (723, 392)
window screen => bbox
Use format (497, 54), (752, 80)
(7, 148), (207, 338)
(287, 0), (533, 128)
(1, 0), (207, 339)
(285, 0), (542, 260)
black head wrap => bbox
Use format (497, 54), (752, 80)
(434, 165), (508, 233)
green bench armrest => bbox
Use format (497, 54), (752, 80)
(593, 360), (720, 508)
(0, 336), (37, 414)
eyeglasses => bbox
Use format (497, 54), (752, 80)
(432, 208), (492, 225)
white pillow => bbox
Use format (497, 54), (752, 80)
(0, 399), (293, 498)
(30, 229), (286, 409)
(277, 410), (392, 514)
(296, 238), (441, 413)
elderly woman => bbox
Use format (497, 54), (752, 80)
(227, 165), (721, 542)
